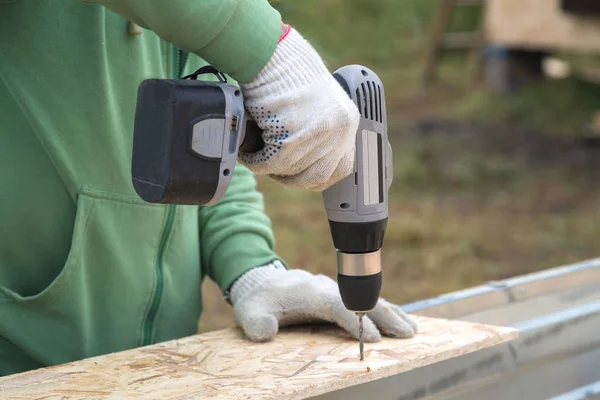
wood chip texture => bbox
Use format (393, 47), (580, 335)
(0, 316), (518, 400)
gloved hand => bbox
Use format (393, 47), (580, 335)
(229, 262), (417, 342)
(238, 25), (360, 191)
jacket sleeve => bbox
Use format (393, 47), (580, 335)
(84, 0), (281, 83)
(197, 163), (286, 294)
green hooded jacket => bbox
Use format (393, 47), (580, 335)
(0, 0), (284, 376)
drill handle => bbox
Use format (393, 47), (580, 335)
(238, 113), (265, 153)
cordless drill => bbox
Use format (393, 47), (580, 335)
(131, 65), (391, 359)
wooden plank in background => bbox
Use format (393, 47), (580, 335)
(0, 316), (517, 400)
(484, 0), (600, 53)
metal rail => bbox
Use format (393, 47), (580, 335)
(550, 380), (600, 400)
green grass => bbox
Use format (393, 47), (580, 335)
(454, 77), (600, 132)
(198, 0), (600, 332)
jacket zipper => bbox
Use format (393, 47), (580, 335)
(173, 47), (189, 79)
(142, 204), (176, 346)
(141, 46), (187, 346)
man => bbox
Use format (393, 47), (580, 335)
(0, 0), (416, 376)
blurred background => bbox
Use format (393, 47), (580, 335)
(199, 0), (600, 332)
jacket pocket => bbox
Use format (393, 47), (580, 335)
(0, 187), (94, 304)
(0, 186), (167, 370)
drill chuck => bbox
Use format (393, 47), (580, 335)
(337, 250), (382, 313)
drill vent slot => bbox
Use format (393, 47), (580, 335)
(377, 83), (382, 122)
(355, 81), (382, 122)
(356, 87), (363, 118)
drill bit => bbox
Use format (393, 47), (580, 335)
(357, 312), (366, 361)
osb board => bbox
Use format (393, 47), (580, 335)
(484, 0), (600, 52)
(0, 316), (517, 400)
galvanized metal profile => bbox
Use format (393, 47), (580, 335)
(462, 279), (600, 326)
(430, 346), (600, 400)
(403, 258), (600, 322)
(550, 380), (600, 400)
(495, 257), (600, 302)
(511, 300), (600, 365)
(402, 284), (510, 319)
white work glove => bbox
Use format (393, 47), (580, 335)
(229, 262), (417, 343)
(238, 26), (360, 191)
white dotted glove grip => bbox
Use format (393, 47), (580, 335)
(239, 27), (360, 191)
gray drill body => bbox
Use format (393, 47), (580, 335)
(323, 66), (390, 301)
